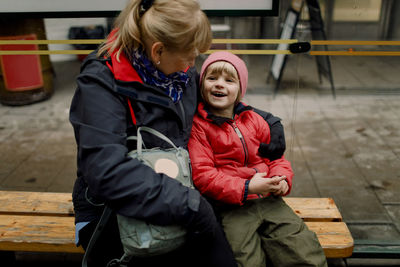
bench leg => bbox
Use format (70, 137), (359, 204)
(0, 251), (16, 265)
(327, 258), (349, 267)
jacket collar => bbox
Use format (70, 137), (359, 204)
(197, 102), (252, 126)
(103, 29), (143, 83)
(107, 49), (143, 83)
(105, 29), (191, 84)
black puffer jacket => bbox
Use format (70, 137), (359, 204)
(70, 50), (200, 225)
(69, 49), (285, 227)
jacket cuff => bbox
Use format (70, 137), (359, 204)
(243, 180), (250, 202)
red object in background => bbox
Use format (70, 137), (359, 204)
(77, 54), (88, 62)
(0, 34), (43, 91)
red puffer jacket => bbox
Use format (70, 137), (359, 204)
(188, 102), (293, 205)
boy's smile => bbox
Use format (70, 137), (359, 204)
(211, 91), (228, 97)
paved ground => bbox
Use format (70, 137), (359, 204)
(1, 54), (400, 266)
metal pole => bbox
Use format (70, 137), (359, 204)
(324, 0), (334, 39)
(378, 0), (394, 40)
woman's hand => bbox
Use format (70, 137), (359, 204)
(248, 173), (287, 195)
(184, 196), (218, 239)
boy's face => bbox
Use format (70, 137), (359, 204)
(202, 65), (240, 118)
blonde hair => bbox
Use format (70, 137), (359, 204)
(97, 0), (212, 59)
(200, 61), (242, 104)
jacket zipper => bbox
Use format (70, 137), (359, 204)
(231, 121), (263, 198)
(230, 118), (263, 199)
(230, 121), (249, 166)
(178, 101), (187, 129)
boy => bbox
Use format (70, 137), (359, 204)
(188, 51), (327, 267)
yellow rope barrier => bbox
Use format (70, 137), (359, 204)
(1, 50), (399, 56)
(206, 50), (292, 55)
(0, 50), (292, 55)
(310, 51), (400, 56)
(0, 50), (93, 55)
(0, 39), (299, 45)
(212, 39), (298, 44)
(1, 39), (400, 56)
(0, 39), (104, 45)
(2, 39), (400, 46)
(310, 40), (400, 46)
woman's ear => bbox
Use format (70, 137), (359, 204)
(150, 42), (163, 64)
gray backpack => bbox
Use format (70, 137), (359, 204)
(83, 127), (193, 267)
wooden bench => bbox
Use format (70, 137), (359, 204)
(0, 191), (354, 259)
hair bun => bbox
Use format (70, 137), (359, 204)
(140, 0), (155, 15)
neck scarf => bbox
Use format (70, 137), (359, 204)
(131, 49), (189, 103)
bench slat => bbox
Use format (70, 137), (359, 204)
(0, 215), (82, 253)
(0, 191), (342, 222)
(0, 191), (353, 258)
(306, 221), (354, 258)
(0, 191), (73, 216)
(0, 215), (353, 258)
(284, 197), (342, 222)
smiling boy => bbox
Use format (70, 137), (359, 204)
(188, 51), (327, 267)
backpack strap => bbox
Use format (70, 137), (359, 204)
(81, 206), (114, 267)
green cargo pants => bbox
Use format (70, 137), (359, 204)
(219, 196), (328, 267)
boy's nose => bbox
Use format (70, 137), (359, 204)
(215, 77), (225, 88)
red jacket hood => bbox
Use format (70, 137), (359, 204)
(104, 29), (190, 83)
(105, 29), (143, 83)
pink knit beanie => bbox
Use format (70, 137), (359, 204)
(199, 51), (248, 98)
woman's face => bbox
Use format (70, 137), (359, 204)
(158, 49), (198, 75)
(202, 65), (240, 118)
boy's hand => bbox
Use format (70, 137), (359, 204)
(248, 173), (286, 195)
(271, 177), (289, 196)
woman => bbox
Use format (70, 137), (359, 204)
(69, 0), (284, 266)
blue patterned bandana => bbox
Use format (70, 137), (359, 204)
(131, 49), (189, 103)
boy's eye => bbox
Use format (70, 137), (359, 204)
(207, 76), (216, 80)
